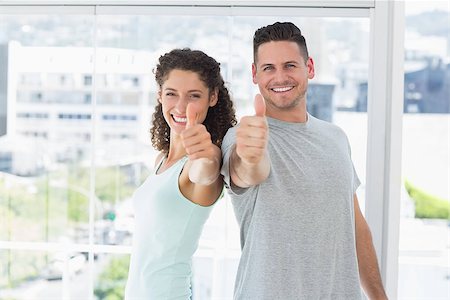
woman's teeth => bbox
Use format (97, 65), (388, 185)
(173, 116), (187, 123)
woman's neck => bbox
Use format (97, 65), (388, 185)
(166, 134), (187, 163)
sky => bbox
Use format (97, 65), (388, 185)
(404, 0), (450, 15)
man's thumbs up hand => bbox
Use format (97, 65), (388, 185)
(235, 94), (269, 165)
(254, 94), (266, 117)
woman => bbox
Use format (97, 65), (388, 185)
(125, 48), (236, 299)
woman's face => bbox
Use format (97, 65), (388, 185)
(159, 69), (218, 136)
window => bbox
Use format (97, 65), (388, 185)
(17, 112), (49, 119)
(58, 113), (92, 120)
(0, 12), (95, 299)
(31, 92), (43, 102)
(398, 2), (450, 299)
(0, 3), (407, 300)
(84, 93), (92, 104)
(0, 152), (12, 172)
(84, 74), (92, 86)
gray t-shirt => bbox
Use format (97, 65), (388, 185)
(221, 114), (363, 300)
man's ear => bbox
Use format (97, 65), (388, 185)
(252, 63), (257, 84)
(307, 57), (315, 79)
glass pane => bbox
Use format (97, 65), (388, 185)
(399, 2), (450, 299)
(0, 14), (94, 244)
(0, 13), (94, 298)
(1, 9), (373, 300)
(192, 194), (240, 299)
(0, 250), (89, 300)
(94, 253), (130, 300)
(191, 256), (214, 299)
(0, 250), (54, 299)
(232, 16), (370, 210)
(192, 252), (240, 300)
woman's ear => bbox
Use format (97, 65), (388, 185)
(157, 90), (162, 103)
(209, 88), (219, 107)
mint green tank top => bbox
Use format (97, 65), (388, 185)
(125, 156), (214, 299)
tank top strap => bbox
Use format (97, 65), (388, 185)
(177, 156), (189, 173)
(155, 154), (189, 175)
(154, 154), (166, 174)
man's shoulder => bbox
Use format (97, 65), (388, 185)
(310, 115), (347, 137)
(224, 125), (237, 136)
(222, 126), (237, 145)
(221, 126), (237, 156)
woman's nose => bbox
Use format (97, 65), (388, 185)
(175, 95), (189, 113)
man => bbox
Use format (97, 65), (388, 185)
(221, 22), (388, 299)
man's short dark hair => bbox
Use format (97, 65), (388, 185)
(253, 22), (309, 63)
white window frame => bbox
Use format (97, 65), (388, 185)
(366, 1), (404, 298)
(0, 1), (404, 299)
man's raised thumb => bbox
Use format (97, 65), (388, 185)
(254, 94), (266, 117)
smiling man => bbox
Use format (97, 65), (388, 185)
(221, 22), (388, 300)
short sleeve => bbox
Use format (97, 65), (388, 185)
(220, 127), (235, 189)
(352, 163), (361, 194)
(220, 126), (249, 196)
(344, 133), (361, 194)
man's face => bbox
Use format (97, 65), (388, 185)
(252, 41), (315, 112)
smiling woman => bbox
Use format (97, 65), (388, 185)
(124, 48), (236, 299)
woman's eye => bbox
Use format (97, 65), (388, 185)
(191, 94), (201, 99)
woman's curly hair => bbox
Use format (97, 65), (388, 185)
(150, 48), (237, 153)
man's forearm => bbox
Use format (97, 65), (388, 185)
(356, 220), (388, 299)
(230, 145), (270, 188)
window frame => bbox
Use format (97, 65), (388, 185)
(0, 1), (404, 299)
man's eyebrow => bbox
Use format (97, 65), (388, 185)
(259, 61), (301, 67)
(260, 63), (274, 68)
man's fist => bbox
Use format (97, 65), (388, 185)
(235, 94), (268, 165)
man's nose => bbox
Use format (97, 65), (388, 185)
(273, 69), (288, 82)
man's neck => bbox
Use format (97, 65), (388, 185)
(266, 105), (308, 123)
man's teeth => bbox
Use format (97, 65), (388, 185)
(272, 86), (293, 92)
(173, 116), (187, 123)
